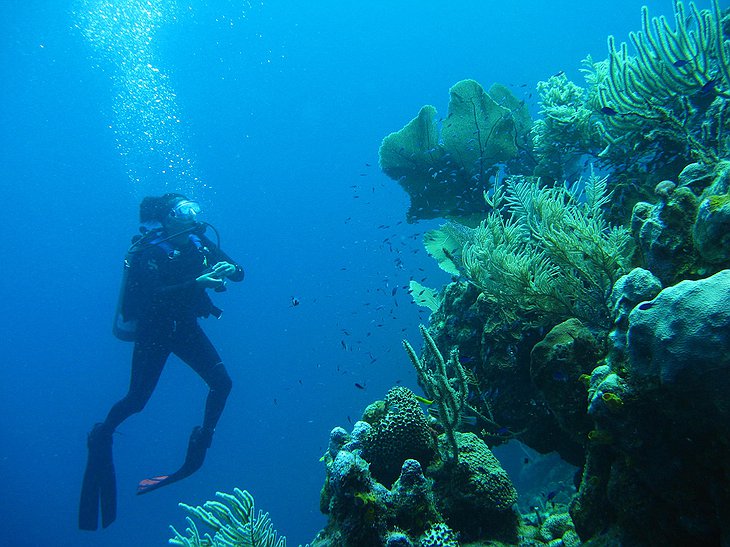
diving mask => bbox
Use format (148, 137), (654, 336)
(169, 200), (201, 222)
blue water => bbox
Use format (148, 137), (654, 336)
(0, 1), (702, 545)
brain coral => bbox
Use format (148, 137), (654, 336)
(362, 387), (436, 486)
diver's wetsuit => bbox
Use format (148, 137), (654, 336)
(104, 230), (243, 434)
(81, 228), (243, 529)
(79, 228), (244, 530)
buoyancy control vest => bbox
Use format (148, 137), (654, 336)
(112, 223), (214, 341)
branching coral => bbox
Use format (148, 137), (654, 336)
(403, 326), (466, 462)
(532, 73), (605, 182)
(402, 325), (497, 461)
(457, 171), (633, 330)
(595, 0), (730, 165)
(169, 488), (288, 547)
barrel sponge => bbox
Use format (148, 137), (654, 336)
(362, 387), (436, 486)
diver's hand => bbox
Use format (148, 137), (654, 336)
(211, 262), (237, 278)
(196, 271), (226, 290)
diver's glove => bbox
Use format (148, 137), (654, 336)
(136, 426), (213, 495)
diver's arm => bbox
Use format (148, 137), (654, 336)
(202, 235), (244, 282)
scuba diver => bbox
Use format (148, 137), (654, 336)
(79, 193), (244, 531)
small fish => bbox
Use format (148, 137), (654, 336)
(600, 106), (619, 116)
(290, 296), (300, 307)
(391, 287), (397, 296)
(414, 395), (434, 405)
(552, 70), (565, 78)
(672, 59), (690, 67)
(429, 406), (477, 426)
(354, 383), (366, 390)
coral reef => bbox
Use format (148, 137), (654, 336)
(597, 0), (730, 168)
(626, 269), (730, 394)
(531, 73), (604, 183)
(529, 318), (601, 445)
(418, 522), (459, 547)
(631, 185), (699, 284)
(313, 388), (520, 546)
(430, 432), (519, 543)
(377, 3), (730, 545)
(402, 326), (469, 462)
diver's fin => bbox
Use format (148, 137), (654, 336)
(136, 426), (212, 495)
(79, 424), (117, 530)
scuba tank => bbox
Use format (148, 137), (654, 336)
(112, 253), (138, 341)
(112, 222), (221, 341)
(112, 227), (158, 342)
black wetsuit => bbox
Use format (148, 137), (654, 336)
(104, 230), (244, 434)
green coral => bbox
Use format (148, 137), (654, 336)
(594, 0), (730, 167)
(433, 432), (519, 543)
(361, 386), (436, 486)
(456, 171), (633, 330)
(532, 73), (605, 182)
(402, 325), (473, 462)
(169, 488), (288, 547)
(378, 79), (532, 224)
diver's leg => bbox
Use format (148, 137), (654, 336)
(103, 334), (171, 431)
(136, 321), (232, 495)
(174, 321), (233, 433)
(82, 327), (171, 524)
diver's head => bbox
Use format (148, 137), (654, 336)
(139, 193), (201, 232)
